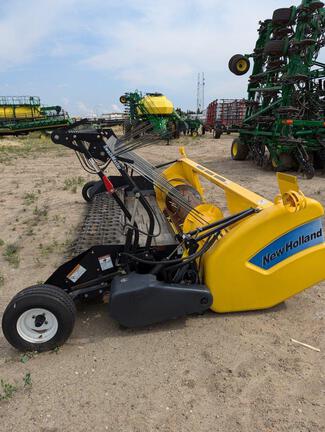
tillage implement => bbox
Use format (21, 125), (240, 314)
(229, 0), (325, 178)
(2, 124), (325, 351)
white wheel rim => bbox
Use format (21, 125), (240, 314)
(87, 187), (92, 199)
(16, 308), (58, 344)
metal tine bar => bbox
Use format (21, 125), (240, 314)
(120, 151), (209, 225)
(100, 101), (210, 224)
(107, 138), (202, 218)
(105, 134), (207, 223)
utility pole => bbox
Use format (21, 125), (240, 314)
(202, 72), (205, 111)
(196, 73), (201, 113)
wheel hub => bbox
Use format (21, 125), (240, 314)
(16, 308), (58, 343)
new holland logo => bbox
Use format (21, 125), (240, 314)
(250, 219), (324, 270)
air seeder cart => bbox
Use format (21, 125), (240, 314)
(2, 124), (325, 352)
(119, 91), (186, 141)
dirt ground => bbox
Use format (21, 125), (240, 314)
(0, 133), (324, 432)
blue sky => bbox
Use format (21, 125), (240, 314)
(0, 0), (324, 115)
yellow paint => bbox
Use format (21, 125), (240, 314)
(157, 150), (325, 312)
(237, 59), (248, 72)
(0, 105), (42, 119)
(232, 141), (238, 157)
(139, 94), (174, 115)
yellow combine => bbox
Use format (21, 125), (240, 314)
(2, 125), (324, 352)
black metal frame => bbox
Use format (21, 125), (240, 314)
(48, 126), (257, 303)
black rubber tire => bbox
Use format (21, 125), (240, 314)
(213, 129), (222, 139)
(82, 180), (97, 202)
(309, 1), (324, 11)
(304, 165), (315, 180)
(272, 153), (295, 171)
(231, 138), (249, 161)
(228, 54), (250, 76)
(264, 39), (288, 56)
(2, 285), (76, 352)
(272, 8), (294, 26)
(314, 150), (325, 169)
(119, 95), (127, 104)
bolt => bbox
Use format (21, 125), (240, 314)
(200, 297), (209, 305)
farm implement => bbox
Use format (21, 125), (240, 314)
(0, 96), (71, 136)
(182, 116), (203, 137)
(229, 0), (325, 178)
(2, 123), (325, 352)
(204, 99), (246, 139)
(119, 91), (187, 141)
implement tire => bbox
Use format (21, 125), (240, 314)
(272, 8), (294, 26)
(228, 54), (250, 76)
(2, 285), (76, 352)
(264, 39), (288, 56)
(231, 138), (249, 161)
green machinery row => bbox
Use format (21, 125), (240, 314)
(0, 96), (71, 136)
(119, 91), (203, 140)
(229, 0), (325, 178)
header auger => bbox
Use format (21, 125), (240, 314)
(229, 0), (325, 178)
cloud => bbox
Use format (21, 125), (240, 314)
(0, 0), (78, 71)
(112, 104), (122, 113)
(84, 0), (281, 92)
(76, 101), (96, 117)
(0, 0), (323, 113)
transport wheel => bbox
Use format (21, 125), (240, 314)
(213, 129), (222, 139)
(231, 138), (249, 161)
(192, 130), (198, 137)
(264, 39), (288, 56)
(272, 153), (295, 171)
(314, 150), (325, 169)
(119, 95), (127, 104)
(304, 165), (315, 180)
(228, 54), (250, 76)
(82, 180), (97, 202)
(272, 8), (294, 26)
(2, 285), (76, 352)
(308, 1), (324, 11)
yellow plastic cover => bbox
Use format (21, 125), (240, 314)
(139, 95), (174, 115)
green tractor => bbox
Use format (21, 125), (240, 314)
(229, 0), (325, 178)
(119, 91), (186, 141)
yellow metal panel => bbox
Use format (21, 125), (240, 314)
(277, 172), (299, 194)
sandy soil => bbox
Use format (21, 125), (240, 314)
(0, 134), (324, 432)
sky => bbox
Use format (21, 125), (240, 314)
(0, 0), (324, 116)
